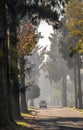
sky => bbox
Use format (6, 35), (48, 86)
(36, 20), (54, 65)
(37, 20), (54, 53)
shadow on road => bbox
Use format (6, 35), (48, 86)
(33, 117), (83, 130)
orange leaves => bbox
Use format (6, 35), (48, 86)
(17, 22), (36, 58)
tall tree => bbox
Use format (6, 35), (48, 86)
(65, 0), (83, 108)
(9, 11), (22, 119)
(7, 0), (28, 120)
(65, 0), (83, 54)
(17, 21), (36, 113)
(42, 32), (68, 107)
(0, 0), (12, 126)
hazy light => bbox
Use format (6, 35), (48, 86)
(37, 20), (54, 53)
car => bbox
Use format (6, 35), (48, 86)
(39, 100), (47, 108)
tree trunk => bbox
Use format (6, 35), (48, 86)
(61, 74), (67, 107)
(73, 55), (82, 109)
(11, 77), (21, 119)
(30, 99), (34, 107)
(19, 56), (28, 113)
(0, 63), (10, 126)
(20, 90), (28, 113)
(73, 56), (78, 108)
(9, 17), (21, 119)
(76, 55), (82, 109)
(0, 1), (11, 126)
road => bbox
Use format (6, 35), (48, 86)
(29, 107), (83, 130)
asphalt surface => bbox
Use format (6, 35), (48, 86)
(29, 107), (83, 130)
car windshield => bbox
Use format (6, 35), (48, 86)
(40, 101), (46, 103)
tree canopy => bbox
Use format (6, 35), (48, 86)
(65, 0), (83, 55)
(17, 21), (36, 58)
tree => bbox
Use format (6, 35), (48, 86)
(0, 0), (14, 126)
(65, 0), (83, 108)
(46, 32), (68, 107)
(6, 0), (29, 120)
(26, 84), (40, 106)
(65, 0), (83, 54)
(17, 21), (36, 113)
(8, 10), (22, 119)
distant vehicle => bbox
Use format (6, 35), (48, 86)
(39, 100), (47, 108)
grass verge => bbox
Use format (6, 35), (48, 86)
(16, 121), (29, 127)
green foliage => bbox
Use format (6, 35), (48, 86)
(10, 61), (19, 75)
(16, 121), (29, 127)
(65, 0), (83, 56)
(9, 46), (19, 77)
(76, 39), (83, 54)
(7, 0), (66, 28)
(9, 46), (18, 59)
(69, 45), (77, 57)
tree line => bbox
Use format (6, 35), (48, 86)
(0, 0), (82, 129)
(32, 0), (83, 109)
(0, 0), (65, 129)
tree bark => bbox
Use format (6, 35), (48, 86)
(20, 90), (28, 113)
(77, 55), (82, 109)
(9, 17), (21, 119)
(73, 56), (78, 108)
(30, 99), (34, 107)
(11, 77), (21, 119)
(0, 0), (11, 126)
(19, 56), (28, 113)
(74, 55), (82, 109)
(0, 64), (10, 126)
(61, 74), (67, 107)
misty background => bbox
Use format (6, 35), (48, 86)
(25, 20), (83, 108)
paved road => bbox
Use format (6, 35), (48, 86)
(29, 107), (83, 130)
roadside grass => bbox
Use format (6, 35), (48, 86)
(15, 108), (36, 128)
(28, 106), (35, 111)
(79, 109), (83, 113)
(21, 113), (32, 117)
(16, 121), (29, 127)
(69, 107), (83, 113)
(28, 107), (37, 116)
(15, 112), (33, 128)
(75, 109), (83, 113)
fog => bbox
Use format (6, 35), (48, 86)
(25, 20), (83, 108)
